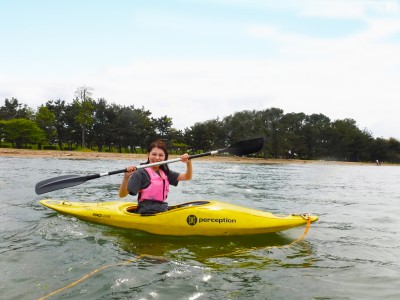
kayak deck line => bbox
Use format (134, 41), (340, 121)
(39, 199), (319, 236)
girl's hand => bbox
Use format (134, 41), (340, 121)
(126, 165), (137, 172)
(124, 165), (137, 179)
(180, 153), (190, 163)
(177, 153), (193, 181)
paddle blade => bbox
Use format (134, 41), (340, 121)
(226, 137), (264, 156)
(35, 175), (89, 195)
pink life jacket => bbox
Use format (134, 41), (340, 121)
(138, 168), (170, 202)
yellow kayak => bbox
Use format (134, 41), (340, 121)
(39, 200), (318, 236)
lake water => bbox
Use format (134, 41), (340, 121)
(1, 156), (399, 299)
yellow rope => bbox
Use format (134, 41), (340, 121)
(38, 255), (146, 300)
(38, 218), (312, 299)
(285, 216), (311, 247)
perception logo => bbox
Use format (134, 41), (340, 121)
(187, 215), (237, 226)
(187, 215), (197, 226)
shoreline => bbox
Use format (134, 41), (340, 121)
(0, 148), (393, 166)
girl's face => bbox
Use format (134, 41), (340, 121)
(148, 147), (166, 164)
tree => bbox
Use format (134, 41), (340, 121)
(387, 138), (400, 163)
(154, 116), (173, 141)
(329, 118), (372, 162)
(168, 128), (188, 153)
(187, 122), (213, 153)
(35, 105), (56, 149)
(279, 112), (307, 158)
(104, 103), (122, 151)
(0, 119), (45, 148)
(222, 110), (264, 147)
(91, 98), (110, 152)
(0, 92), (398, 163)
(74, 86), (93, 102)
(133, 107), (155, 151)
(112, 106), (155, 153)
(73, 86), (95, 148)
(303, 114), (331, 159)
(0, 98), (33, 120)
(258, 108), (284, 158)
(0, 121), (5, 146)
(46, 100), (68, 150)
(113, 106), (138, 153)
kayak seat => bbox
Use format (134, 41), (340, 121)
(126, 206), (137, 213)
(126, 207), (157, 216)
(140, 212), (157, 216)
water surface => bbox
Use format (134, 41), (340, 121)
(1, 157), (399, 299)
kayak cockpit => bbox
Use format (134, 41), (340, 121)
(169, 201), (210, 209)
(125, 201), (211, 215)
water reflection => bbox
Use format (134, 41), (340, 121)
(98, 226), (315, 270)
(3, 157), (399, 299)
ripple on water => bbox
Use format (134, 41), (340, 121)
(1, 157), (400, 299)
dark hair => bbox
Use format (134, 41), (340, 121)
(143, 140), (170, 173)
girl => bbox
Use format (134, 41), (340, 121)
(119, 140), (192, 214)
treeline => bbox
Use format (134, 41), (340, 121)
(0, 92), (399, 163)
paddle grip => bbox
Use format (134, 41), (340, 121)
(107, 168), (128, 176)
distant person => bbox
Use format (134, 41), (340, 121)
(119, 140), (192, 214)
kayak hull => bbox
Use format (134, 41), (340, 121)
(39, 200), (318, 236)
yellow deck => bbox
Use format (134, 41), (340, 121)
(40, 200), (318, 236)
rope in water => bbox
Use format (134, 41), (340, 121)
(38, 255), (147, 300)
(288, 214), (311, 246)
(38, 217), (312, 299)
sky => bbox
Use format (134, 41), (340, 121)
(1, 0), (400, 139)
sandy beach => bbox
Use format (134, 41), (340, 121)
(0, 148), (391, 166)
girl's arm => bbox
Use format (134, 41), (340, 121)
(177, 153), (193, 181)
(119, 166), (136, 198)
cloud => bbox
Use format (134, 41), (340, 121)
(85, 54), (398, 138)
(1, 48), (399, 139)
(297, 0), (400, 19)
(298, 0), (367, 18)
(244, 17), (400, 138)
(1, 0), (400, 139)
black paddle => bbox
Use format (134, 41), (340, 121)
(35, 137), (264, 195)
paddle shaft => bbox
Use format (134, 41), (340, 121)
(35, 137), (263, 194)
(77, 150), (222, 178)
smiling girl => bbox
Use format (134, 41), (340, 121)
(119, 140), (192, 214)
